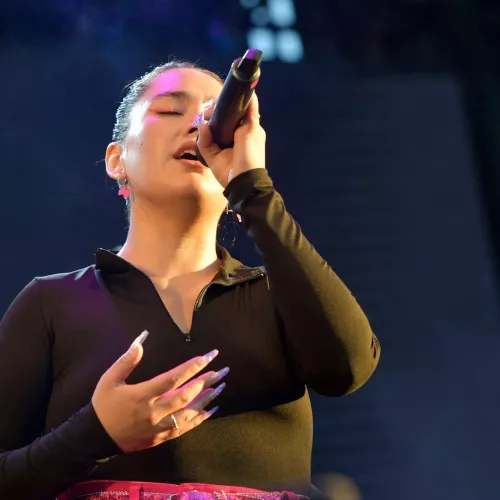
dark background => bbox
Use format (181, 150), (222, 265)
(2, 1), (500, 499)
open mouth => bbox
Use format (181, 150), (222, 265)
(174, 145), (207, 168)
(179, 152), (198, 161)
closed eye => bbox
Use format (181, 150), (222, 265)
(156, 111), (183, 116)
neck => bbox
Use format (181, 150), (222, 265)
(118, 200), (221, 287)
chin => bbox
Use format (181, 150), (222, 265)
(183, 175), (224, 197)
(174, 182), (226, 211)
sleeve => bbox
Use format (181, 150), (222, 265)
(0, 279), (122, 499)
(224, 169), (381, 397)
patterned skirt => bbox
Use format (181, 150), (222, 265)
(57, 480), (311, 500)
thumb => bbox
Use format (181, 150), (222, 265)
(102, 330), (149, 386)
(197, 123), (221, 164)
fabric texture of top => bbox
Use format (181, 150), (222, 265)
(0, 169), (380, 500)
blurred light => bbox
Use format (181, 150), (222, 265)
(250, 6), (270, 26)
(317, 473), (362, 500)
(246, 28), (276, 60)
(268, 0), (296, 28)
(276, 29), (304, 62)
(240, 0), (260, 9)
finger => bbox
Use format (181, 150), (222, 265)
(155, 377), (207, 413)
(197, 123), (221, 165)
(100, 331), (149, 387)
(241, 93), (260, 127)
(185, 406), (219, 429)
(157, 404), (219, 435)
(153, 366), (229, 415)
(197, 122), (214, 150)
(187, 382), (226, 411)
(201, 97), (217, 122)
(139, 349), (219, 397)
(189, 366), (229, 391)
(156, 381), (224, 430)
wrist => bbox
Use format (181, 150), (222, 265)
(229, 165), (265, 182)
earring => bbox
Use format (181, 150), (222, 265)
(118, 178), (131, 199)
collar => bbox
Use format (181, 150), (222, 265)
(94, 245), (266, 287)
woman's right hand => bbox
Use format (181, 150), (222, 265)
(92, 331), (227, 453)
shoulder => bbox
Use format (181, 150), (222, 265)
(34, 265), (97, 285)
(1, 265), (97, 335)
(8, 265), (96, 303)
(29, 265), (99, 301)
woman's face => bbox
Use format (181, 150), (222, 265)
(110, 68), (226, 214)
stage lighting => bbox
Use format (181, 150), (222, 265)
(241, 0), (304, 62)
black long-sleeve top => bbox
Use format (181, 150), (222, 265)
(0, 169), (380, 499)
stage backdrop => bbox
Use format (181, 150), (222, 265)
(1, 15), (500, 500)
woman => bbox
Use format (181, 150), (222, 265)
(0, 60), (380, 499)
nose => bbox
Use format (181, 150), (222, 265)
(188, 118), (201, 136)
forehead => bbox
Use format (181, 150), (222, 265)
(143, 68), (222, 103)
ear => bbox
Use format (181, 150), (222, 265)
(105, 142), (125, 181)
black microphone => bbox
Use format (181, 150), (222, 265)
(196, 48), (263, 167)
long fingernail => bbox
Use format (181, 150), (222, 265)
(193, 110), (207, 126)
(204, 349), (219, 363)
(201, 98), (215, 111)
(133, 330), (149, 346)
(211, 382), (226, 398)
(211, 366), (230, 384)
(207, 406), (219, 418)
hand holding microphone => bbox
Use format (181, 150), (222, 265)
(196, 49), (266, 187)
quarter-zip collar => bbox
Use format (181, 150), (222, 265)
(213, 246), (266, 286)
(94, 245), (266, 304)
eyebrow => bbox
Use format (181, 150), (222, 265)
(150, 90), (218, 107)
(151, 90), (196, 103)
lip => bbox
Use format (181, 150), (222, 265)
(176, 158), (207, 169)
(174, 140), (198, 159)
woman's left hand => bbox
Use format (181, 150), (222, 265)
(197, 93), (266, 188)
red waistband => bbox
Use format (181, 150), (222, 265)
(57, 480), (307, 500)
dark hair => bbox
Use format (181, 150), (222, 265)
(112, 60), (223, 144)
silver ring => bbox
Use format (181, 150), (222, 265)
(170, 413), (179, 430)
